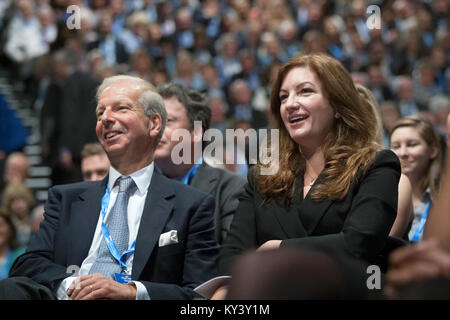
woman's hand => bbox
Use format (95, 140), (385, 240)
(258, 240), (282, 251)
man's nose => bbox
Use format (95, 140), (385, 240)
(101, 109), (114, 126)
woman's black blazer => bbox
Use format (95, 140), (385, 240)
(218, 149), (401, 275)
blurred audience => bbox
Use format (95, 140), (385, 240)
(2, 152), (29, 186)
(0, 0), (447, 194)
(1, 182), (35, 246)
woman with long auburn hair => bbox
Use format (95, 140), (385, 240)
(214, 54), (401, 299)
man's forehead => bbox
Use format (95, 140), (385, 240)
(101, 81), (142, 99)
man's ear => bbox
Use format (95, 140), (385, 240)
(149, 114), (163, 138)
(192, 121), (203, 143)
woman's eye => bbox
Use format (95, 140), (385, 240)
(279, 94), (287, 102)
(301, 88), (313, 94)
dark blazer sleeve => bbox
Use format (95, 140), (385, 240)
(281, 149), (401, 261)
(9, 186), (74, 291)
(218, 172), (259, 275)
(214, 170), (247, 244)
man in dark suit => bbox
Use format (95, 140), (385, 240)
(40, 49), (100, 185)
(154, 83), (246, 244)
(0, 76), (219, 300)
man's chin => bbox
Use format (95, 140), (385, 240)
(103, 144), (126, 157)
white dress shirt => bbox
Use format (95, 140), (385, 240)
(57, 162), (154, 300)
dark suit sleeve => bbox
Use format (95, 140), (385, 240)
(218, 173), (258, 275)
(217, 173), (247, 244)
(9, 186), (71, 291)
(141, 194), (219, 299)
(281, 150), (401, 261)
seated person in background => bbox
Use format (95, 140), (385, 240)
(0, 75), (219, 300)
(0, 152), (30, 205)
(1, 182), (35, 246)
(0, 210), (26, 280)
(81, 142), (110, 181)
(3, 152), (29, 186)
(214, 54), (401, 299)
(389, 115), (443, 242)
(355, 83), (414, 239)
(386, 150), (450, 299)
(154, 83), (246, 244)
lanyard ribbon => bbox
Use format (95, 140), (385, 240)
(100, 181), (136, 271)
(182, 158), (203, 185)
(411, 201), (431, 242)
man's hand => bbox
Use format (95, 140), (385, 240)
(67, 274), (137, 300)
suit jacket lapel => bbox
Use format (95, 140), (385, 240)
(132, 169), (174, 280)
(298, 175), (334, 235)
(190, 163), (217, 192)
(69, 179), (107, 266)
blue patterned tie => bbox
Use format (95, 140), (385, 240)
(89, 176), (136, 278)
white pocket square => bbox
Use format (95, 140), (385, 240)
(159, 230), (178, 247)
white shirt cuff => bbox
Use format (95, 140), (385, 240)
(56, 276), (77, 300)
(132, 281), (150, 300)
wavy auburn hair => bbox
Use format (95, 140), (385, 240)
(256, 54), (382, 202)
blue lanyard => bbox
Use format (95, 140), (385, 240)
(182, 158), (202, 185)
(411, 201), (431, 242)
(100, 181), (136, 271)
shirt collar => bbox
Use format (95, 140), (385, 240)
(108, 162), (154, 194)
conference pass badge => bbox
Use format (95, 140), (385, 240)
(115, 271), (131, 284)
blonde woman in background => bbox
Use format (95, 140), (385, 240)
(389, 115), (443, 242)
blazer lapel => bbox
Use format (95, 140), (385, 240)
(132, 170), (174, 280)
(272, 178), (308, 238)
(190, 163), (217, 192)
(298, 175), (334, 235)
(69, 179), (107, 265)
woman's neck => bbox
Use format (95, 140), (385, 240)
(407, 174), (426, 201)
(300, 145), (325, 180)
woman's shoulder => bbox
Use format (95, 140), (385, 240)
(372, 149), (401, 170)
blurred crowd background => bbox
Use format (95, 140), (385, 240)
(0, 0), (448, 277)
